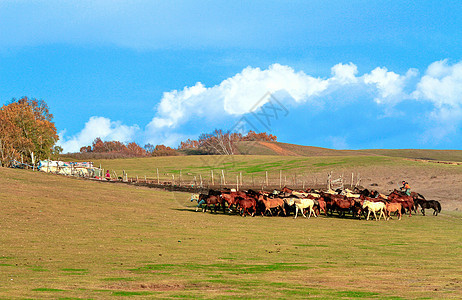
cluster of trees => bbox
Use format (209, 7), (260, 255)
(79, 138), (147, 157)
(0, 97), (59, 166)
(76, 129), (277, 158)
(179, 130), (277, 155)
(77, 138), (178, 158)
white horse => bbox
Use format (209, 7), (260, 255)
(362, 200), (386, 221)
(293, 198), (317, 219)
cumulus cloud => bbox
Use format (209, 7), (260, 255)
(60, 60), (462, 149)
(363, 67), (418, 104)
(147, 63), (359, 135)
(58, 116), (139, 153)
(413, 60), (462, 108)
(412, 60), (462, 141)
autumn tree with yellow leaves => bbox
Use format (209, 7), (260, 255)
(0, 97), (59, 166)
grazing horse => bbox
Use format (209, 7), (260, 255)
(362, 200), (386, 221)
(257, 194), (286, 216)
(414, 199), (441, 216)
(385, 202), (402, 220)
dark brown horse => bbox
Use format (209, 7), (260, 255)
(236, 196), (257, 217)
(199, 194), (224, 213)
(414, 199), (441, 216)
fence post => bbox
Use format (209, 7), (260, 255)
(200, 174), (203, 187)
(172, 174), (175, 186)
(351, 173), (354, 188)
(222, 169), (226, 185)
(279, 170), (282, 188)
(236, 175), (239, 191)
(265, 171), (268, 186)
(157, 168), (160, 184)
(211, 170), (214, 186)
(179, 170), (182, 187)
(240, 172), (243, 186)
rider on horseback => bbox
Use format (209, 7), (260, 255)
(401, 181), (411, 196)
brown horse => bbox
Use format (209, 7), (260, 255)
(220, 191), (246, 213)
(385, 202), (402, 220)
(257, 194), (286, 216)
(199, 194), (223, 213)
(236, 196), (257, 217)
(388, 190), (415, 217)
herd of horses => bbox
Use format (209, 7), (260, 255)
(190, 186), (442, 220)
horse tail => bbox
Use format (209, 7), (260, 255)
(437, 201), (441, 213)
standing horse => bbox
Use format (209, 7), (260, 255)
(362, 200), (386, 221)
(414, 199), (441, 216)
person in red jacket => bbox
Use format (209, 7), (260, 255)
(105, 170), (111, 181)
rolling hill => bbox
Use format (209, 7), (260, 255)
(237, 141), (462, 162)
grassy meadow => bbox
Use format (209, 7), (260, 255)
(1, 166), (462, 299)
(91, 154), (462, 189)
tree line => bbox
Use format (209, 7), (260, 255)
(76, 130), (277, 158)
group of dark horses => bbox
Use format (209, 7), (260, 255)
(190, 186), (442, 219)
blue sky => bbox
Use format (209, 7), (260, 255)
(1, 0), (462, 152)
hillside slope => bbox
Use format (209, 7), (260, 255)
(237, 141), (462, 162)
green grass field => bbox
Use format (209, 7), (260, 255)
(1, 167), (461, 299)
(91, 154), (462, 188)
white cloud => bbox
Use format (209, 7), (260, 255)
(412, 60), (462, 141)
(59, 60), (462, 149)
(331, 62), (358, 84)
(363, 67), (417, 104)
(413, 60), (462, 108)
(58, 116), (139, 153)
(147, 63), (349, 134)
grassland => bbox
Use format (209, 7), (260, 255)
(1, 167), (462, 299)
(91, 154), (462, 191)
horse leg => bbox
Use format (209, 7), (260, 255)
(421, 208), (425, 216)
(366, 210), (371, 221)
(301, 207), (307, 218)
(294, 206), (298, 219)
(372, 210), (378, 221)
